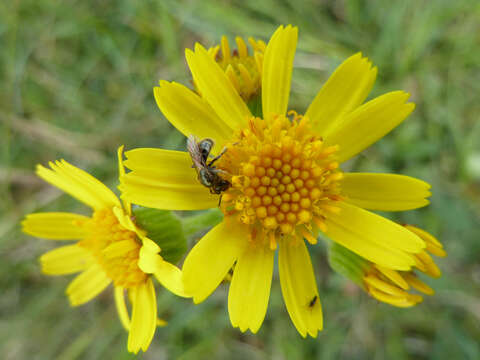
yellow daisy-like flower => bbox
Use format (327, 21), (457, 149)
(120, 25), (431, 337)
(22, 147), (189, 354)
(363, 225), (446, 307)
(206, 35), (265, 102)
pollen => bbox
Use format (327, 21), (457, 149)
(218, 111), (342, 249)
(207, 36), (265, 101)
(77, 209), (147, 288)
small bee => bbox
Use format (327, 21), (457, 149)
(187, 135), (231, 195)
(308, 295), (318, 309)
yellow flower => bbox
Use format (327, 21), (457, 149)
(22, 147), (189, 354)
(205, 35), (265, 102)
(363, 225), (446, 307)
(120, 25), (431, 337)
(329, 225), (446, 307)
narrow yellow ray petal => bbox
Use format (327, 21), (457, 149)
(182, 220), (249, 303)
(128, 279), (157, 354)
(324, 202), (425, 270)
(103, 240), (138, 259)
(157, 318), (168, 327)
(364, 275), (409, 297)
(120, 148), (218, 210)
(405, 225), (446, 256)
(138, 240), (190, 298)
(154, 81), (233, 150)
(342, 173), (431, 211)
(262, 25), (298, 118)
(279, 239), (323, 338)
(185, 44), (251, 129)
(325, 91), (415, 163)
(306, 53), (377, 134)
(369, 287), (421, 307)
(40, 244), (93, 275)
(114, 287), (131, 331)
(117, 145), (132, 215)
(228, 241), (274, 333)
(375, 265), (409, 290)
(235, 36), (248, 57)
(404, 273), (434, 295)
(37, 160), (120, 210)
(22, 212), (88, 240)
(66, 264), (111, 306)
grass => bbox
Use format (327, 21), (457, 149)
(1, 0), (480, 358)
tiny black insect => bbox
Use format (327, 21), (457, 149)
(187, 135), (231, 195)
(308, 295), (318, 308)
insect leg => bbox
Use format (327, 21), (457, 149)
(208, 147), (228, 166)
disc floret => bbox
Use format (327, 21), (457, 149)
(217, 111), (343, 249)
(78, 208), (147, 288)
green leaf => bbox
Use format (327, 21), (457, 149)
(132, 206), (187, 265)
(182, 209), (223, 237)
(327, 243), (369, 286)
(247, 93), (263, 118)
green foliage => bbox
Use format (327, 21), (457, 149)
(328, 243), (368, 286)
(247, 93), (263, 118)
(2, 0), (480, 359)
(132, 207), (187, 265)
(182, 209), (224, 237)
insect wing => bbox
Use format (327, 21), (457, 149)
(187, 135), (205, 170)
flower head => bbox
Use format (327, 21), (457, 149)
(120, 25), (432, 337)
(206, 36), (265, 102)
(22, 147), (189, 354)
(329, 225), (446, 307)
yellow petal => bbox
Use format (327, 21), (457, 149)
(306, 53), (377, 135)
(228, 241), (274, 333)
(127, 278), (157, 354)
(117, 145), (132, 215)
(405, 225), (446, 257)
(157, 318), (168, 327)
(325, 91), (415, 163)
(324, 202), (425, 270)
(185, 44), (251, 129)
(262, 25), (298, 118)
(103, 239), (138, 259)
(404, 273), (434, 295)
(369, 287), (422, 307)
(278, 239), (323, 338)
(114, 286), (131, 331)
(138, 240), (190, 298)
(119, 148), (218, 210)
(375, 265), (409, 290)
(40, 244), (93, 275)
(154, 260), (190, 298)
(342, 173), (431, 211)
(182, 219), (249, 303)
(112, 206), (147, 243)
(66, 264), (111, 306)
(37, 160), (121, 210)
(22, 212), (88, 240)
(364, 275), (408, 297)
(154, 81), (233, 150)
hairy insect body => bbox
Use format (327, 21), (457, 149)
(187, 135), (231, 195)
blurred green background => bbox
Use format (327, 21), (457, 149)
(1, 0), (480, 359)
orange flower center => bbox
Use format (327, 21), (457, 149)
(217, 112), (343, 249)
(78, 209), (147, 288)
